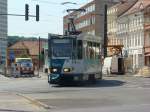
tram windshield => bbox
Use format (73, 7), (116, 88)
(51, 39), (72, 58)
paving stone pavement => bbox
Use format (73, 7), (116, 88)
(0, 92), (47, 112)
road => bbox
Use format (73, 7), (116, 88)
(0, 74), (150, 112)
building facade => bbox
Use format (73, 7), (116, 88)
(107, 0), (137, 46)
(144, 3), (150, 66)
(0, 0), (7, 64)
(117, 0), (150, 71)
(63, 0), (121, 38)
(107, 1), (135, 56)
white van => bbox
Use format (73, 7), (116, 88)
(102, 56), (125, 75)
(111, 56), (125, 74)
(102, 57), (112, 75)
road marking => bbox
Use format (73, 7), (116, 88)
(16, 93), (53, 110)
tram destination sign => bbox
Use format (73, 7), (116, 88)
(52, 39), (71, 44)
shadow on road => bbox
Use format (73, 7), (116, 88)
(89, 79), (125, 87)
(52, 79), (126, 88)
(0, 109), (32, 112)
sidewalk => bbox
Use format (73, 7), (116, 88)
(34, 71), (48, 79)
(0, 74), (10, 81)
(0, 70), (48, 79)
(0, 92), (47, 112)
(103, 73), (135, 78)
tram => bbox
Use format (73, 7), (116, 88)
(48, 34), (102, 85)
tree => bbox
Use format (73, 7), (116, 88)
(8, 36), (38, 47)
(20, 54), (30, 58)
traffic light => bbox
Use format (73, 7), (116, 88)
(25, 4), (29, 21)
(36, 5), (39, 21)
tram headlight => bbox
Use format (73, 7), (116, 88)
(63, 68), (71, 72)
(51, 68), (57, 72)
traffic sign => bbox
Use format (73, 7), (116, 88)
(9, 50), (15, 61)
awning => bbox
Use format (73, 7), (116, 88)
(145, 25), (150, 30)
(145, 53), (150, 57)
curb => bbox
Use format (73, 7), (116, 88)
(16, 93), (53, 110)
(103, 74), (135, 77)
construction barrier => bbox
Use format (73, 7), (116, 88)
(137, 66), (150, 78)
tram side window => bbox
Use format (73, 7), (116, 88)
(77, 40), (83, 59)
(86, 42), (100, 59)
(95, 43), (100, 59)
(87, 42), (90, 59)
(48, 39), (52, 57)
(93, 43), (97, 59)
(87, 42), (94, 59)
(72, 39), (77, 59)
(90, 43), (95, 59)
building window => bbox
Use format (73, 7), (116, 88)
(148, 32), (150, 46)
(90, 16), (95, 25)
(87, 30), (95, 35)
(140, 32), (142, 46)
(77, 4), (95, 18)
(138, 36), (140, 46)
(135, 36), (137, 47)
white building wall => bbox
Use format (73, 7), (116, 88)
(0, 0), (7, 64)
(118, 11), (145, 70)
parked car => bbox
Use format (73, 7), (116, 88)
(19, 61), (34, 75)
(13, 61), (34, 77)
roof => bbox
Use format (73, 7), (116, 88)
(78, 34), (101, 43)
(122, 0), (150, 16)
(48, 33), (101, 43)
(109, 0), (138, 17)
(9, 40), (47, 56)
(145, 24), (150, 30)
(9, 41), (28, 50)
(117, 0), (138, 17)
(63, 0), (95, 19)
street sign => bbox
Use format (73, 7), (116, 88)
(9, 50), (15, 61)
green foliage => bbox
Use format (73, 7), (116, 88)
(38, 53), (44, 61)
(20, 54), (30, 58)
(8, 36), (38, 47)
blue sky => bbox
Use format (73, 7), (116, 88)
(8, 0), (92, 38)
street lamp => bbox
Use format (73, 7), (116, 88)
(66, 8), (86, 13)
(61, 2), (77, 5)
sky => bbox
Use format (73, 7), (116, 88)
(8, 0), (92, 38)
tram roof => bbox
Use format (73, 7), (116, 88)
(48, 33), (102, 43)
(77, 34), (101, 43)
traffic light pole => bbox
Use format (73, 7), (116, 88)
(36, 5), (39, 21)
(104, 4), (108, 58)
(38, 36), (41, 78)
(25, 4), (39, 21)
(0, 4), (39, 22)
(0, 14), (36, 17)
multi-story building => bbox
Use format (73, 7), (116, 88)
(117, 0), (150, 71)
(0, 0), (7, 64)
(107, 0), (137, 56)
(143, 1), (150, 66)
(63, 0), (121, 38)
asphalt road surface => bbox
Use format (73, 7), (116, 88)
(1, 74), (150, 112)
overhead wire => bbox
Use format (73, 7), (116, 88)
(31, 0), (85, 6)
